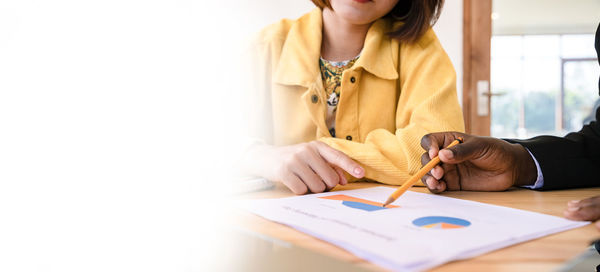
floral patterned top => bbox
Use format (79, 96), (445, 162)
(319, 54), (360, 137)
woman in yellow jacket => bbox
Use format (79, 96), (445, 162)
(240, 0), (465, 194)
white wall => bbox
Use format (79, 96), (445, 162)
(434, 0), (463, 105)
(493, 0), (600, 35)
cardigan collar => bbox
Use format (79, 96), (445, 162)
(273, 8), (399, 88)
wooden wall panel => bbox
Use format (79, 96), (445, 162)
(463, 0), (492, 135)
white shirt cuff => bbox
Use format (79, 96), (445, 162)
(521, 148), (544, 189)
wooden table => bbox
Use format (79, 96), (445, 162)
(236, 182), (600, 271)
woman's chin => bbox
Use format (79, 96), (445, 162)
(334, 9), (379, 25)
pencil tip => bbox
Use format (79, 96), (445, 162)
(382, 198), (393, 207)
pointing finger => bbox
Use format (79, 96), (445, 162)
(315, 142), (364, 178)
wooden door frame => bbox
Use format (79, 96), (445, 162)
(463, 0), (492, 135)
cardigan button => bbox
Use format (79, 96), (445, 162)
(311, 94), (318, 103)
(350, 77), (356, 83)
(346, 135), (352, 141)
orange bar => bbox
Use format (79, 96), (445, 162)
(320, 194), (399, 208)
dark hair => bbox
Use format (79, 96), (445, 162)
(310, 0), (444, 42)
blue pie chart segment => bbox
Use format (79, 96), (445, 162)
(412, 216), (471, 229)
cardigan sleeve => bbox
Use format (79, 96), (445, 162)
(320, 29), (465, 185)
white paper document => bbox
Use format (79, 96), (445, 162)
(243, 186), (588, 271)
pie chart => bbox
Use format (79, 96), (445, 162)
(412, 216), (471, 229)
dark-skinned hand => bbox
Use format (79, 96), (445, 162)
(420, 131), (600, 230)
(419, 132), (537, 193)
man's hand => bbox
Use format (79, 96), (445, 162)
(421, 132), (600, 228)
(419, 132), (538, 193)
(564, 196), (600, 230)
(244, 141), (364, 194)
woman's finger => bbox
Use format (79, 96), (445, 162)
(302, 147), (340, 189)
(282, 172), (308, 195)
(293, 161), (327, 193)
(332, 165), (348, 186)
(315, 142), (364, 178)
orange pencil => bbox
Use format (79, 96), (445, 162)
(382, 137), (463, 207)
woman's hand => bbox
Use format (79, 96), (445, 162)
(564, 196), (600, 230)
(245, 141), (364, 194)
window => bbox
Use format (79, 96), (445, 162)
(491, 34), (598, 138)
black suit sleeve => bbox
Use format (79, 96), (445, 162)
(506, 107), (600, 190)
